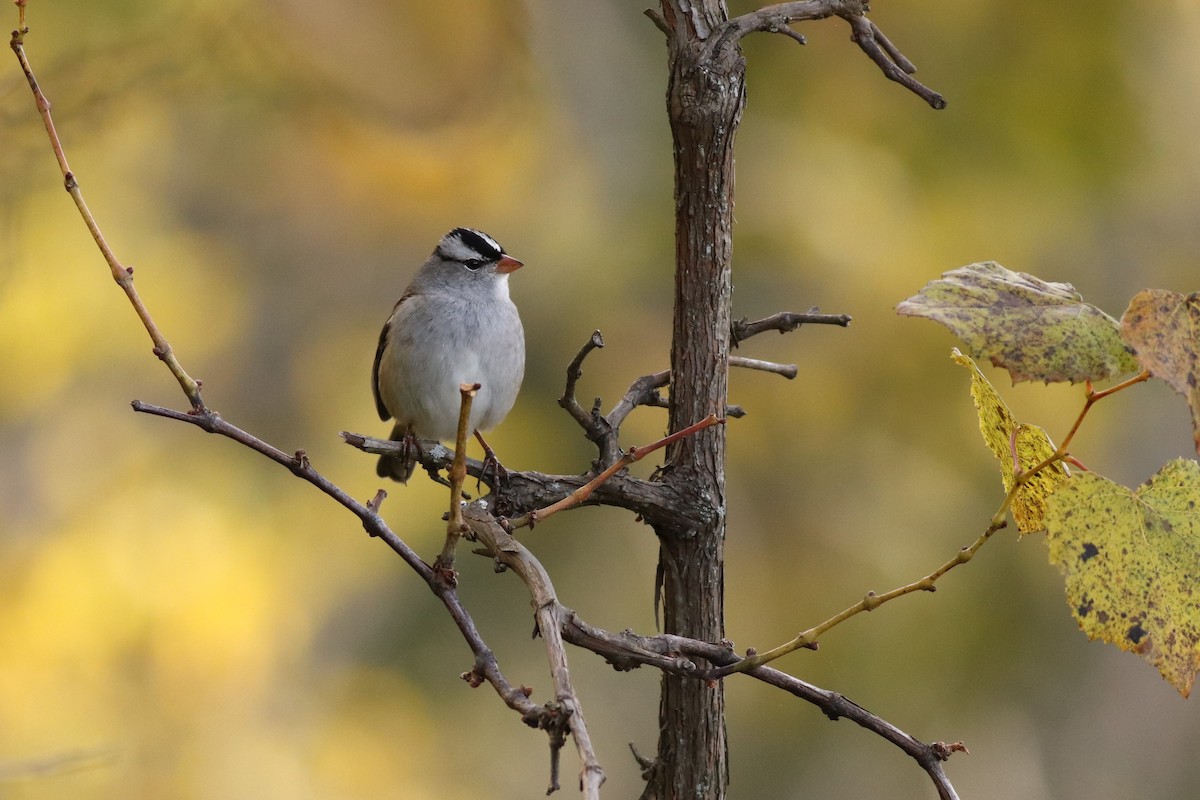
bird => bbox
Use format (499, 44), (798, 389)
(372, 227), (526, 485)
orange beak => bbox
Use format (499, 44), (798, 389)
(496, 255), (524, 274)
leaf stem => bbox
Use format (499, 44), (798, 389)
(1021, 369), (1152, 480)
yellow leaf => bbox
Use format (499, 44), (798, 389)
(1044, 460), (1200, 697)
(951, 349), (1069, 533)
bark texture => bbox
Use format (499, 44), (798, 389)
(647, 2), (745, 797)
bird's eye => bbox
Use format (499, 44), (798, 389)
(462, 258), (485, 271)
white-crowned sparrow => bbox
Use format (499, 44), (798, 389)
(372, 227), (526, 482)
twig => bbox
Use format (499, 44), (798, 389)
(559, 330), (606, 432)
(745, 661), (963, 800)
(557, 331), (677, 470)
(843, 14), (946, 109)
(730, 355), (797, 379)
(1010, 370), (1152, 485)
(731, 309), (851, 345)
(606, 369), (671, 430)
(129, 401), (558, 729)
(557, 330), (625, 468)
(645, 7), (671, 37)
(9, 25), (206, 410)
(133, 402), (432, 571)
(1087, 370), (1154, 402)
(558, 616), (964, 800)
(507, 415), (723, 530)
(1057, 370), (1152, 453)
(436, 383), (479, 574)
(719, 1), (946, 109)
(715, 514), (1009, 677)
(463, 505), (606, 799)
(341, 433), (703, 528)
(866, 16), (916, 73)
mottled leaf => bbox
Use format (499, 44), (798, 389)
(1044, 460), (1200, 697)
(952, 349), (1069, 533)
(898, 262), (1139, 384)
(1120, 289), (1200, 454)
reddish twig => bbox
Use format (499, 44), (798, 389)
(506, 414), (724, 531)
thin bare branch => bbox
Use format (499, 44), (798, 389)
(557, 613), (964, 799)
(719, 389), (1110, 678)
(843, 14), (946, 109)
(741, 661), (962, 800)
(506, 415), (723, 530)
(606, 369), (670, 430)
(713, 515), (1008, 677)
(435, 383), (479, 574)
(9, 27), (206, 409)
(732, 308), (851, 345)
(463, 505), (606, 799)
(720, 0), (946, 109)
(559, 330), (606, 433)
(867, 17), (916, 73)
(467, 503), (963, 799)
(712, 368), (1160, 679)
(730, 355), (797, 379)
(721, 0), (840, 42)
(645, 7), (670, 37)
(341, 432), (701, 529)
(1046, 369), (1153, 459)
(129, 402), (554, 736)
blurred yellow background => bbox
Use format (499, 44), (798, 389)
(2, 1), (1199, 798)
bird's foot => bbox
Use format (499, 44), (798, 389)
(473, 430), (509, 499)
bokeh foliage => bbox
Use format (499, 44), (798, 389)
(3, 1), (1200, 798)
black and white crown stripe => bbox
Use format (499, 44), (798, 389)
(438, 227), (506, 269)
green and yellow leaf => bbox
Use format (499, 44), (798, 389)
(899, 262), (1139, 384)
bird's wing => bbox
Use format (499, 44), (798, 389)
(371, 294), (410, 421)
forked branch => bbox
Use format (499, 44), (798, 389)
(703, 0), (946, 109)
(465, 506), (965, 800)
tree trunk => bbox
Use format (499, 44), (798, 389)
(648, 2), (744, 798)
